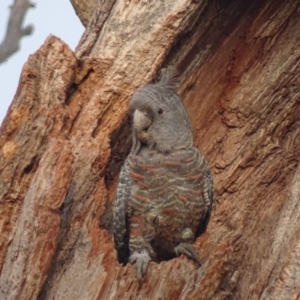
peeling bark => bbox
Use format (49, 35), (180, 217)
(0, 0), (300, 299)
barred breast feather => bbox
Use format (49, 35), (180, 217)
(122, 146), (213, 261)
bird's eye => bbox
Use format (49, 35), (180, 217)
(157, 108), (163, 115)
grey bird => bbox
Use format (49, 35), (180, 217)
(113, 68), (214, 283)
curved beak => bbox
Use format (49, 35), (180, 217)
(133, 109), (151, 132)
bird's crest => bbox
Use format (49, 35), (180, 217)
(158, 67), (180, 91)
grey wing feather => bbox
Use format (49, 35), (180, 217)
(113, 160), (131, 263)
(196, 165), (215, 237)
(204, 166), (214, 208)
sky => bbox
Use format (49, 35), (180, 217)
(0, 0), (84, 124)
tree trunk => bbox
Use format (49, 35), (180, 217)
(1, 1), (300, 299)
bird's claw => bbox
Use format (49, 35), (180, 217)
(129, 249), (151, 284)
(174, 243), (202, 265)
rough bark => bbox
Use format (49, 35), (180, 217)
(69, 0), (98, 27)
(0, 0), (300, 299)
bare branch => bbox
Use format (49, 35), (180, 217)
(0, 0), (34, 64)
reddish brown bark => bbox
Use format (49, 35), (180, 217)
(0, 1), (300, 299)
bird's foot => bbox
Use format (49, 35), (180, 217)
(129, 249), (151, 284)
(174, 243), (202, 265)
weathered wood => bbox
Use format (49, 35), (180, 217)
(70, 0), (98, 27)
(0, 0), (299, 299)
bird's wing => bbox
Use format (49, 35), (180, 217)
(113, 160), (131, 263)
(195, 163), (215, 237)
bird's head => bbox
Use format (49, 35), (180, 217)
(129, 68), (193, 153)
